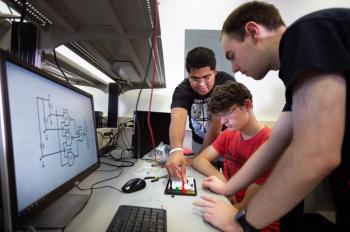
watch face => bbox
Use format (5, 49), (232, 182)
(235, 208), (259, 232)
(235, 208), (246, 220)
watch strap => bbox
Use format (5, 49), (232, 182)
(235, 208), (259, 232)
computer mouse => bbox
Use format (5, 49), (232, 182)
(121, 178), (146, 193)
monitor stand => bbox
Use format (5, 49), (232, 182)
(27, 194), (90, 229)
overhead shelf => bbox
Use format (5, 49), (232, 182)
(3, 0), (166, 93)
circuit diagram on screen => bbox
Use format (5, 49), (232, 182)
(36, 95), (90, 168)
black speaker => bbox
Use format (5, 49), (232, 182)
(107, 83), (119, 127)
(11, 22), (37, 65)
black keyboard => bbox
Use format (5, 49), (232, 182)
(106, 205), (167, 232)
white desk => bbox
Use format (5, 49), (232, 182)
(64, 152), (229, 232)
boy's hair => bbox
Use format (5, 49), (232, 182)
(222, 1), (285, 41)
(208, 81), (252, 114)
(185, 47), (216, 73)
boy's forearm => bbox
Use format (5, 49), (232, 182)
(193, 157), (225, 181)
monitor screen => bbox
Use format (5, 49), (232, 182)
(0, 52), (99, 228)
(132, 110), (171, 158)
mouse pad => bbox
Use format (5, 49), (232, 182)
(164, 177), (197, 196)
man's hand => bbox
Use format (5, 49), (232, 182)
(193, 195), (242, 232)
(202, 175), (226, 195)
(166, 151), (186, 179)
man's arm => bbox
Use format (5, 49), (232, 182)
(166, 107), (188, 178)
(233, 183), (261, 210)
(221, 111), (293, 196)
(200, 114), (222, 153)
(192, 145), (226, 182)
(246, 71), (345, 229)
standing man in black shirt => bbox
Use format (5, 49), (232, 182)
(193, 1), (350, 231)
(166, 47), (234, 179)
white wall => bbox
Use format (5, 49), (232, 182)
(76, 86), (109, 114)
(96, 0), (350, 120)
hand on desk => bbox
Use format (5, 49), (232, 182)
(166, 151), (187, 179)
(193, 195), (242, 232)
(202, 175), (226, 195)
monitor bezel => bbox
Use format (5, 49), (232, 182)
(0, 50), (100, 226)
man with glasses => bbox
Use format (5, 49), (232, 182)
(166, 47), (234, 179)
(192, 81), (279, 232)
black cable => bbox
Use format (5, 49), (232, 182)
(116, 118), (133, 149)
(75, 167), (123, 193)
(97, 129), (120, 156)
(107, 153), (135, 167)
(104, 134), (114, 149)
(30, 159), (131, 231)
(75, 163), (124, 201)
(96, 165), (121, 172)
(102, 151), (136, 164)
(134, 39), (154, 114)
(53, 49), (69, 83)
(112, 120), (133, 151)
(77, 185), (122, 193)
(6, 2), (13, 15)
(96, 131), (105, 138)
(133, 2), (157, 159)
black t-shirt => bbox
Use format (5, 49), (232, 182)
(171, 71), (234, 144)
(279, 8), (350, 225)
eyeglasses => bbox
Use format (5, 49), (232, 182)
(188, 72), (215, 84)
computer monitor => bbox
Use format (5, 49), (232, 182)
(0, 51), (99, 230)
(132, 110), (171, 158)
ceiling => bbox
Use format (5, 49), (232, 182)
(3, 0), (166, 93)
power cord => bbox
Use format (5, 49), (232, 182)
(133, 0), (159, 159)
(53, 49), (69, 83)
(75, 165), (123, 193)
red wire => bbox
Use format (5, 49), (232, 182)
(147, 0), (158, 160)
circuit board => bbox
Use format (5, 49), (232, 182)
(164, 177), (197, 196)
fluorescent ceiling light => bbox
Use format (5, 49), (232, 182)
(0, 1), (24, 23)
(55, 45), (115, 84)
(0, 1), (19, 15)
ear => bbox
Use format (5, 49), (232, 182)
(245, 21), (260, 41)
(244, 99), (253, 110)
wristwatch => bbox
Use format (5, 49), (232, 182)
(235, 208), (259, 232)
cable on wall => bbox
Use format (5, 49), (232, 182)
(146, 0), (159, 160)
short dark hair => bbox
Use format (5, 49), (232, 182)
(222, 1), (285, 41)
(185, 47), (216, 73)
(208, 81), (252, 114)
